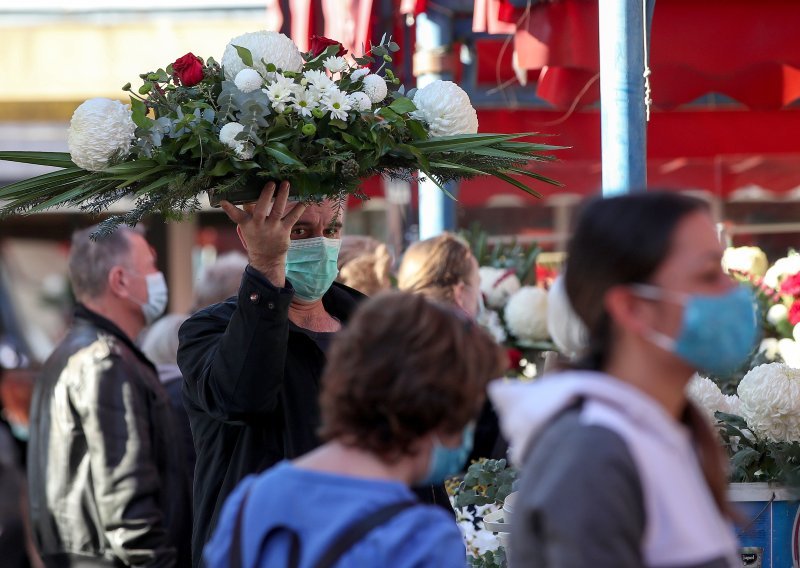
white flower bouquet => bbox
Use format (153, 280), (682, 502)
(0, 32), (562, 233)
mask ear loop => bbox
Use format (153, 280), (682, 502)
(628, 283), (686, 353)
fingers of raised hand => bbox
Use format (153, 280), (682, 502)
(219, 200), (248, 225)
(253, 182), (277, 221)
(271, 181), (291, 220)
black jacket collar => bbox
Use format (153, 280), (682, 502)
(73, 304), (156, 372)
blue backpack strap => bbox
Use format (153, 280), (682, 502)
(230, 488), (301, 568)
(312, 500), (417, 568)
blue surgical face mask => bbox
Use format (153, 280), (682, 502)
(631, 284), (758, 375)
(419, 423), (475, 485)
(285, 237), (342, 302)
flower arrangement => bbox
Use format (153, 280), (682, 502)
(0, 32), (562, 234)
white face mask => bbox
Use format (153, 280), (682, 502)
(129, 271), (168, 325)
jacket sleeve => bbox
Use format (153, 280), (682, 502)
(178, 267), (295, 423)
(510, 423), (646, 568)
(76, 346), (175, 567)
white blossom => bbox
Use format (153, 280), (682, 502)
(504, 286), (549, 343)
(778, 338), (800, 368)
(347, 91), (372, 112)
(350, 68), (370, 81)
(265, 73), (296, 113)
(303, 69), (334, 90)
(759, 338), (780, 361)
(764, 253), (800, 289)
(686, 374), (731, 422)
(738, 363), (800, 443)
(290, 89), (318, 117)
(67, 98), (136, 171)
(547, 274), (589, 358)
(722, 246), (769, 277)
(479, 266), (521, 309)
(767, 304), (789, 326)
(222, 31), (303, 80)
(219, 122), (253, 160)
(323, 56), (348, 74)
(234, 68), (263, 93)
(322, 88), (352, 121)
(412, 80), (478, 137)
(361, 74), (388, 103)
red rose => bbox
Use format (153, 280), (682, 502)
(781, 272), (800, 297)
(789, 301), (800, 325)
(309, 35), (347, 58)
(507, 348), (523, 371)
(172, 53), (204, 87)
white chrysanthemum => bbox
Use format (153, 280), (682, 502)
(265, 73), (296, 113)
(738, 363), (800, 443)
(234, 68), (263, 93)
(350, 68), (370, 81)
(361, 74), (388, 103)
(764, 253), (800, 289)
(477, 308), (507, 344)
(725, 394), (742, 417)
(778, 338), (800, 368)
(767, 304), (789, 326)
(303, 69), (334, 90)
(322, 88), (352, 121)
(504, 286), (549, 343)
(759, 338), (780, 361)
(687, 374), (730, 421)
(290, 89), (318, 117)
(323, 56), (348, 74)
(67, 98), (136, 171)
(222, 31), (303, 80)
(412, 80), (478, 137)
(235, 143), (255, 160)
(219, 122), (253, 160)
(347, 91), (372, 112)
(722, 246), (769, 277)
(479, 266), (521, 309)
(547, 274), (589, 358)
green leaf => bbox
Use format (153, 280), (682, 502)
(0, 151), (76, 168)
(413, 133), (521, 153)
(388, 96), (416, 115)
(328, 119), (348, 130)
(233, 45), (254, 67)
(406, 119), (428, 141)
(208, 160), (235, 177)
(130, 98), (152, 129)
(376, 107), (400, 122)
(264, 142), (303, 166)
(507, 167), (562, 187)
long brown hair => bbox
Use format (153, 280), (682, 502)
(397, 232), (474, 304)
(565, 192), (731, 515)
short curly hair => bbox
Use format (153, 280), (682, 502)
(319, 291), (506, 461)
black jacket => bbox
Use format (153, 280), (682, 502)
(27, 305), (191, 567)
(177, 268), (363, 565)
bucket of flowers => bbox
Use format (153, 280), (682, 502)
(0, 31), (563, 235)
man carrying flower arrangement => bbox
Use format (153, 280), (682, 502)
(177, 182), (363, 565)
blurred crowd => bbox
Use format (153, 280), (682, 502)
(2, 187), (749, 568)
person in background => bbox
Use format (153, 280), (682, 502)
(205, 291), (506, 568)
(491, 192), (750, 567)
(28, 225), (191, 567)
(179, 183), (364, 566)
(336, 235), (392, 296)
(191, 251), (249, 312)
(141, 313), (196, 484)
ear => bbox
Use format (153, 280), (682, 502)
(604, 285), (650, 335)
(235, 225), (249, 252)
(452, 280), (467, 310)
(107, 266), (128, 298)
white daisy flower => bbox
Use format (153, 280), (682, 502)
(303, 69), (333, 90)
(322, 88), (352, 121)
(323, 56), (348, 74)
(291, 89), (318, 117)
(265, 73), (296, 113)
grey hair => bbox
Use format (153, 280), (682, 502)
(191, 251), (249, 312)
(68, 225), (140, 302)
(140, 313), (189, 366)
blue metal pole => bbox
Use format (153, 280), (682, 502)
(599, 0), (651, 196)
(416, 10), (457, 238)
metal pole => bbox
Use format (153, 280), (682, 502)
(415, 9), (457, 238)
(599, 0), (651, 196)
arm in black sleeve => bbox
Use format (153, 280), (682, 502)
(510, 420), (646, 568)
(178, 267), (294, 424)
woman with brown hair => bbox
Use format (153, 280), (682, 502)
(205, 291), (505, 568)
(492, 192), (754, 567)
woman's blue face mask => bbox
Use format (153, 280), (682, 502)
(630, 283), (759, 375)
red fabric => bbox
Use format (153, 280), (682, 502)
(322, 0), (373, 57)
(479, 0), (800, 110)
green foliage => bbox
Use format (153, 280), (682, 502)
(461, 223), (541, 285)
(453, 459), (517, 509)
(469, 548), (507, 568)
(0, 35), (564, 231)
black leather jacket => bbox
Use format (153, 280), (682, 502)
(28, 305), (191, 567)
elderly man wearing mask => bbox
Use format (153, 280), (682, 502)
(178, 182), (364, 566)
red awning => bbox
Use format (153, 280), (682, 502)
(475, 0), (800, 110)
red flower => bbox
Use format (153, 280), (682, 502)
(507, 348), (523, 371)
(309, 35), (347, 58)
(781, 272), (800, 297)
(789, 301), (800, 326)
(172, 53), (204, 87)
